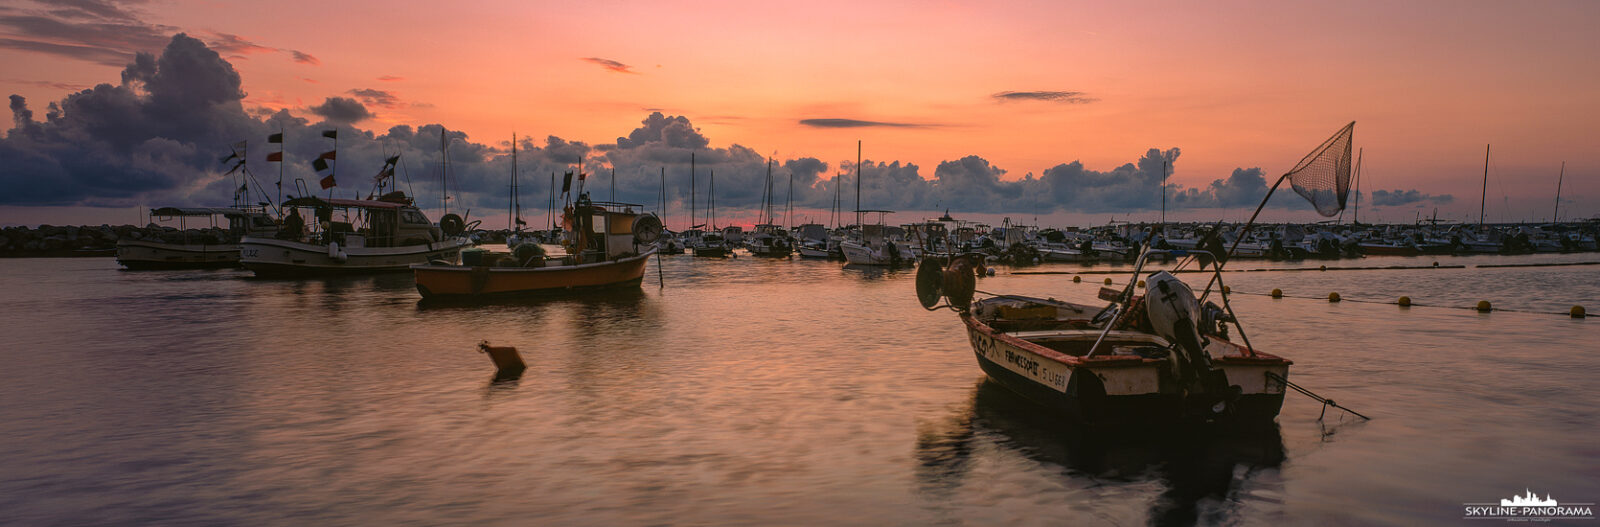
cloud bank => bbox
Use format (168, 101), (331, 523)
(1, 34), (1455, 227)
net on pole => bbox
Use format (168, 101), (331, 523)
(1285, 121), (1355, 217)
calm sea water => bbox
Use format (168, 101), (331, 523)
(1, 251), (1596, 526)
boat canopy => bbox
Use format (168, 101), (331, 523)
(149, 207), (260, 217)
(282, 197), (408, 210)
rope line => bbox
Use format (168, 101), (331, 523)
(1266, 371), (1369, 421)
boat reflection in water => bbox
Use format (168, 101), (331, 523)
(916, 380), (1285, 526)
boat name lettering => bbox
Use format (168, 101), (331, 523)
(242, 249), (259, 258)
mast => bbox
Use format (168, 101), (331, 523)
(1479, 144), (1489, 228)
(709, 169), (717, 229)
(690, 152), (697, 230)
(659, 167), (667, 228)
(548, 171), (555, 231)
(785, 170), (793, 229)
(855, 140), (862, 228)
(1160, 158), (1167, 225)
(610, 167), (616, 203)
(509, 133), (519, 233)
(1352, 147), (1363, 224)
(1553, 162), (1565, 223)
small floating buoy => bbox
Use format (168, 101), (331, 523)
(1476, 300), (1492, 312)
(478, 340), (526, 374)
(1328, 292), (1341, 302)
(1073, 275), (1081, 283)
(1270, 288), (1283, 299)
(1137, 280), (1146, 288)
(1433, 261), (1439, 267)
(1104, 277), (1113, 285)
(1573, 305), (1586, 318)
(1319, 265), (1327, 271)
(987, 267), (996, 276)
(1398, 296), (1411, 307)
(1222, 285), (1231, 295)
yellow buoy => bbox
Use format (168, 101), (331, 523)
(1476, 300), (1492, 312)
(1104, 277), (1113, 285)
(1073, 275), (1081, 283)
(1328, 292), (1341, 302)
(1320, 265), (1327, 271)
(1222, 285), (1231, 295)
(1398, 296), (1411, 307)
(1572, 305), (1586, 318)
(1137, 280), (1146, 288)
(1270, 288), (1283, 299)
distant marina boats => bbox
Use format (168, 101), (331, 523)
(239, 192), (471, 276)
(412, 193), (659, 299)
(117, 206), (276, 270)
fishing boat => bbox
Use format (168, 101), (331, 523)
(412, 193), (659, 299)
(919, 248), (1291, 424)
(239, 192), (472, 276)
(117, 206), (276, 269)
(919, 122), (1357, 425)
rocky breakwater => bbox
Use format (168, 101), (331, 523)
(0, 224), (233, 257)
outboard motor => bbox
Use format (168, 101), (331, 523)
(1144, 271), (1237, 416)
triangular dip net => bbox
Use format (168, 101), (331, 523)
(1286, 121), (1355, 217)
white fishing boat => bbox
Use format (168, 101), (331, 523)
(240, 193), (472, 276)
(840, 212), (912, 266)
(117, 207), (277, 269)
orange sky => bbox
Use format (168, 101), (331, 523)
(2, 0), (1597, 225)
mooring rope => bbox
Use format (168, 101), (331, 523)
(1266, 371), (1369, 421)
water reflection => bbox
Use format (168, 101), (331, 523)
(917, 380), (1285, 526)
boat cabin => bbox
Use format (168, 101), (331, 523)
(562, 193), (649, 263)
(278, 192), (444, 248)
(146, 206), (276, 242)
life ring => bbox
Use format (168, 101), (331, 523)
(439, 214), (466, 236)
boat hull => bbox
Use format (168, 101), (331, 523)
(963, 315), (1288, 424)
(412, 249), (654, 299)
(240, 236), (469, 276)
(115, 239), (240, 269)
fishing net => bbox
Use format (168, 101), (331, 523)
(1285, 121), (1355, 217)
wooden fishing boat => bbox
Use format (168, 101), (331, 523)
(922, 251), (1290, 424)
(412, 193), (660, 299)
(117, 206), (276, 269)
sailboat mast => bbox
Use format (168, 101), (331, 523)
(1160, 158), (1167, 225)
(710, 169), (717, 229)
(690, 152), (697, 230)
(786, 171), (793, 229)
(509, 133), (518, 232)
(1352, 147), (1363, 224)
(660, 167), (667, 227)
(548, 172), (555, 230)
(855, 140), (862, 228)
(1554, 161), (1565, 222)
(1480, 144), (1489, 228)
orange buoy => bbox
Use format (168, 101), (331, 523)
(1476, 300), (1492, 312)
(1398, 296), (1412, 307)
(1104, 277), (1113, 285)
(1328, 292), (1341, 302)
(1270, 288), (1283, 299)
(478, 340), (525, 373)
(1571, 305), (1586, 318)
(1073, 275), (1081, 283)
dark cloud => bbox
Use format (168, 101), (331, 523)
(992, 91), (1098, 104)
(798, 118), (922, 128)
(0, 2), (316, 68)
(581, 57), (635, 74)
(205, 31), (274, 56)
(290, 50), (319, 65)
(1370, 189), (1453, 206)
(307, 96), (372, 124)
(348, 88), (400, 109)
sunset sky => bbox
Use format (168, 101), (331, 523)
(1, 0), (1596, 229)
